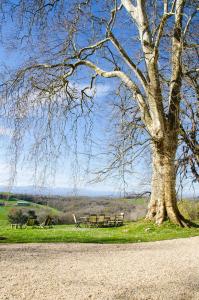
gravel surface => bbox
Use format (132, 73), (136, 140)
(0, 237), (199, 300)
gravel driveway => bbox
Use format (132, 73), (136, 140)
(0, 237), (199, 300)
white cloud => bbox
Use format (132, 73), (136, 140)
(71, 82), (112, 98)
(95, 84), (112, 97)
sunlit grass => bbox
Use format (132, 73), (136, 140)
(1, 198), (199, 244)
(0, 220), (199, 244)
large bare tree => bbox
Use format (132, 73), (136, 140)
(0, 0), (198, 226)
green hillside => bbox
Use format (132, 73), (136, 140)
(0, 199), (60, 226)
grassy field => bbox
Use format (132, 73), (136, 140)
(1, 198), (199, 244)
(0, 220), (199, 244)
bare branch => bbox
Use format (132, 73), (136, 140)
(163, 0), (168, 14)
(183, 9), (199, 38)
(121, 0), (137, 21)
(154, 12), (174, 52)
(70, 38), (110, 60)
(109, 32), (148, 91)
(168, 0), (186, 119)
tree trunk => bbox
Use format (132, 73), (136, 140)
(146, 136), (189, 227)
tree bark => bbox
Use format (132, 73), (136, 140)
(146, 134), (189, 227)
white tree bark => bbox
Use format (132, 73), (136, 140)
(146, 135), (188, 226)
(122, 0), (190, 226)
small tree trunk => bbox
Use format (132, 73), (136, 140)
(146, 137), (189, 227)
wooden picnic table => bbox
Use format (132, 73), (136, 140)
(73, 213), (124, 228)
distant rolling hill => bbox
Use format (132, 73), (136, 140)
(0, 185), (117, 197)
(0, 198), (62, 226)
(0, 192), (149, 223)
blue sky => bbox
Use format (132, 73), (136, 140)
(0, 31), (148, 195)
(0, 1), (198, 198)
(0, 82), (197, 197)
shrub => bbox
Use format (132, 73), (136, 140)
(8, 208), (28, 225)
(27, 210), (37, 219)
(57, 213), (74, 225)
(26, 210), (40, 226)
(37, 210), (58, 225)
(178, 200), (199, 220)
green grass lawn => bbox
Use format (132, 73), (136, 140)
(1, 198), (199, 244)
(0, 220), (199, 244)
